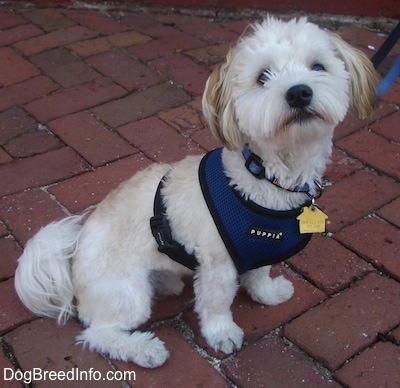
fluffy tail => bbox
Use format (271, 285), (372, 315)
(14, 215), (85, 324)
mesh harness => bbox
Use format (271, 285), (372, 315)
(150, 148), (312, 274)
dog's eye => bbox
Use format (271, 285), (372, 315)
(312, 63), (325, 71)
(258, 71), (271, 85)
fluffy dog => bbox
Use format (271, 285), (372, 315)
(15, 17), (378, 368)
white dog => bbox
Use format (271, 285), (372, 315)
(15, 17), (378, 368)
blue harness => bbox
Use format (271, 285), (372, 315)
(150, 148), (312, 274)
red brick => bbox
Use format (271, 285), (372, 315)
(0, 76), (58, 112)
(336, 25), (385, 52)
(223, 334), (340, 387)
(48, 154), (152, 213)
(0, 47), (40, 86)
(333, 102), (396, 141)
(0, 148), (12, 164)
(67, 37), (113, 58)
(337, 130), (400, 180)
(31, 47), (101, 88)
(114, 324), (229, 387)
(289, 235), (374, 295)
(14, 25), (98, 55)
(0, 147), (90, 197)
(128, 33), (206, 62)
(4, 131), (61, 158)
(119, 13), (182, 38)
(86, 49), (163, 91)
(3, 318), (121, 387)
(190, 127), (222, 151)
(335, 217), (400, 280)
(105, 30), (152, 47)
(283, 272), (400, 371)
(117, 117), (204, 163)
(63, 9), (128, 34)
(92, 82), (191, 127)
(335, 341), (400, 387)
(376, 197), (400, 228)
(187, 97), (202, 112)
(150, 53), (210, 96)
(0, 189), (67, 244)
(0, 107), (37, 145)
(0, 237), (22, 280)
(25, 77), (126, 123)
(0, 9), (28, 30)
(0, 24), (43, 46)
(20, 8), (76, 32)
(222, 19), (250, 35)
(324, 147), (364, 182)
(49, 112), (137, 167)
(183, 266), (326, 356)
(158, 14), (238, 43)
(369, 110), (400, 143)
(186, 42), (232, 67)
(158, 103), (204, 135)
(0, 278), (35, 335)
(319, 170), (400, 233)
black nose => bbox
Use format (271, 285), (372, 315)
(286, 84), (313, 108)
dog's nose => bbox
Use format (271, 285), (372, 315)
(286, 84), (313, 108)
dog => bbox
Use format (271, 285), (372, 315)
(15, 17), (378, 368)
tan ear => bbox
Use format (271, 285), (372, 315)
(329, 33), (379, 118)
(202, 49), (243, 151)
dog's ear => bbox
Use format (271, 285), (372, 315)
(329, 33), (379, 119)
(202, 49), (243, 151)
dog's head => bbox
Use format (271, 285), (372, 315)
(202, 17), (379, 151)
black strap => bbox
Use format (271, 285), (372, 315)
(150, 176), (198, 271)
(372, 22), (400, 68)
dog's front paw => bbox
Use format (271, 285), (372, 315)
(251, 275), (294, 306)
(202, 319), (244, 354)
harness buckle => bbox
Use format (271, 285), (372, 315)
(150, 215), (174, 251)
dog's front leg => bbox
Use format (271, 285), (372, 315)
(193, 260), (243, 354)
(240, 266), (294, 306)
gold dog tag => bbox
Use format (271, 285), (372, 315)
(297, 205), (328, 234)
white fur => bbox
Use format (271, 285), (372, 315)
(14, 17), (378, 368)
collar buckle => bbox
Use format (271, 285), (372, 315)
(243, 146), (266, 179)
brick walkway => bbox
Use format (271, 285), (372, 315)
(0, 5), (399, 387)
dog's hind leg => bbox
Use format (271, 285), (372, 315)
(240, 266), (294, 306)
(75, 268), (169, 368)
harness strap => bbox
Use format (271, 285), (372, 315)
(150, 177), (198, 270)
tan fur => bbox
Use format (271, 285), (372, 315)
(329, 33), (379, 118)
(202, 49), (243, 151)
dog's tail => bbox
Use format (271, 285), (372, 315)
(14, 215), (85, 324)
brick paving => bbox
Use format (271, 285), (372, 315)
(0, 5), (399, 387)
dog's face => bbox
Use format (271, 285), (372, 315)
(203, 17), (378, 151)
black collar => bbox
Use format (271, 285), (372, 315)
(242, 144), (322, 198)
